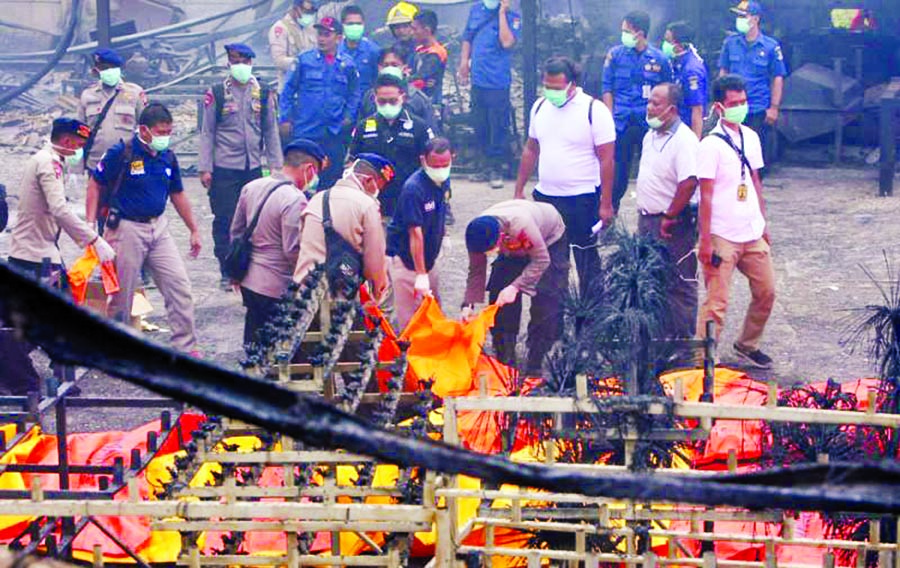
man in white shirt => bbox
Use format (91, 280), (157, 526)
(697, 74), (776, 369)
(515, 56), (616, 292)
(636, 83), (700, 343)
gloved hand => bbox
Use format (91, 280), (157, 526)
(495, 284), (519, 307)
(414, 273), (431, 298)
(460, 305), (475, 323)
(93, 236), (116, 263)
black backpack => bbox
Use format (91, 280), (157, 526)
(222, 181), (292, 281)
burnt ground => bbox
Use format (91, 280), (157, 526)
(1, 149), (899, 432)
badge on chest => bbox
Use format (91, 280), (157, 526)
(737, 183), (748, 201)
(130, 160), (145, 176)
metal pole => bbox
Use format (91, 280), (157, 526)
(833, 57), (844, 165)
(701, 320), (716, 403)
(521, 0), (538, 134)
(879, 84), (897, 197)
(96, 0), (112, 49)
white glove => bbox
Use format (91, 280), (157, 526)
(460, 305), (475, 323)
(93, 236), (116, 263)
(414, 273), (432, 298)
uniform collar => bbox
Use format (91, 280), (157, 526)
(655, 117), (682, 136)
(738, 31), (765, 47)
(43, 142), (64, 164)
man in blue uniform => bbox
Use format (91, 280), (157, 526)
(86, 103), (201, 354)
(338, 5), (380, 102)
(717, 0), (786, 166)
(664, 21), (707, 139)
(602, 10), (672, 217)
(279, 16), (360, 189)
(386, 136), (451, 330)
(457, 0), (521, 189)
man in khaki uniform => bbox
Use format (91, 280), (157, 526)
(231, 139), (325, 348)
(269, 0), (351, 90)
(199, 43), (282, 288)
(293, 153), (394, 299)
(463, 200), (569, 376)
(77, 49), (146, 172)
(8, 118), (116, 282)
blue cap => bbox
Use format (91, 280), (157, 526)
(731, 1), (763, 16)
(92, 48), (124, 67)
(284, 138), (327, 166)
(224, 43), (256, 59)
(356, 153), (395, 182)
(465, 216), (501, 253)
(51, 117), (91, 141)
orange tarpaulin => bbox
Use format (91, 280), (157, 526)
(67, 246), (119, 305)
(401, 296), (499, 399)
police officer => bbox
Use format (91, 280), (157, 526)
(348, 73), (433, 220)
(86, 103), (201, 354)
(386, 136), (451, 331)
(77, 49), (146, 173)
(361, 49), (439, 133)
(269, 0), (350, 91)
(338, 5), (380, 100)
(231, 139), (326, 348)
(386, 1), (418, 65)
(280, 16), (360, 189)
(663, 21), (707, 139)
(8, 118), (115, 282)
(294, 154), (395, 300)
(462, 200), (568, 376)
(457, 0), (521, 189)
(717, 1), (786, 166)
(199, 43), (282, 289)
(601, 10), (672, 217)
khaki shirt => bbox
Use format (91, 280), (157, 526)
(293, 177), (385, 286)
(231, 174), (307, 299)
(77, 81), (146, 170)
(9, 144), (98, 264)
(464, 200), (566, 304)
(199, 77), (283, 173)
(268, 2), (350, 89)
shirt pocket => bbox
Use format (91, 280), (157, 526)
(750, 52), (770, 76)
(613, 66), (633, 90)
(113, 105), (136, 132)
(304, 69), (326, 92)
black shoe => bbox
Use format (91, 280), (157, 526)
(733, 343), (773, 369)
(445, 203), (455, 226)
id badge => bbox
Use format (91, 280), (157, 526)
(642, 84), (651, 99)
(737, 183), (748, 201)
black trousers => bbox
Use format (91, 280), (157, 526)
(533, 190), (601, 293)
(487, 238), (569, 376)
(637, 211), (699, 340)
(612, 116), (648, 212)
(7, 256), (69, 290)
(241, 286), (280, 349)
(210, 166), (263, 276)
(316, 130), (351, 189)
(746, 111), (775, 171)
(471, 86), (511, 170)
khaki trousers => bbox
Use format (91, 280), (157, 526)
(389, 256), (440, 334)
(697, 235), (775, 351)
(105, 217), (197, 351)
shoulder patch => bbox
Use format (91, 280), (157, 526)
(604, 52), (613, 67)
(511, 16), (521, 30)
(204, 90), (214, 107)
(689, 75), (700, 90)
(364, 118), (377, 133)
(774, 45), (784, 61)
(52, 161), (63, 180)
(274, 24), (284, 38)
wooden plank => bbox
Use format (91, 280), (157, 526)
(176, 486), (403, 499)
(195, 450), (375, 464)
(153, 521), (429, 532)
(176, 554), (395, 566)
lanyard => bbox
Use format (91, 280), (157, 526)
(713, 127), (751, 182)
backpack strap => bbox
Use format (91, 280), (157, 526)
(259, 83), (269, 153)
(245, 180), (293, 238)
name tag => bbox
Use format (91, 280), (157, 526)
(642, 84), (651, 99)
(130, 160), (145, 176)
(424, 200), (436, 212)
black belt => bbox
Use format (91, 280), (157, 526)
(124, 215), (159, 224)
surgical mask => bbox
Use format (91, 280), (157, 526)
(735, 17), (751, 34)
(483, 0), (500, 9)
(379, 65), (404, 80)
(646, 105), (673, 130)
(543, 83), (572, 108)
(149, 135), (171, 152)
(344, 23), (365, 41)
(377, 103), (403, 120)
(230, 63), (253, 83)
(298, 13), (315, 27)
(721, 103), (749, 124)
(424, 165), (451, 184)
(662, 41), (676, 58)
(66, 147), (84, 167)
(98, 67), (122, 87)
(621, 31), (638, 48)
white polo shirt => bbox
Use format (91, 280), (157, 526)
(635, 120), (699, 214)
(528, 88), (616, 197)
(697, 121), (766, 243)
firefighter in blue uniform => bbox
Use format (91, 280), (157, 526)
(338, 5), (380, 100)
(601, 10), (672, 216)
(717, 0), (787, 165)
(663, 21), (707, 139)
(279, 16), (361, 188)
